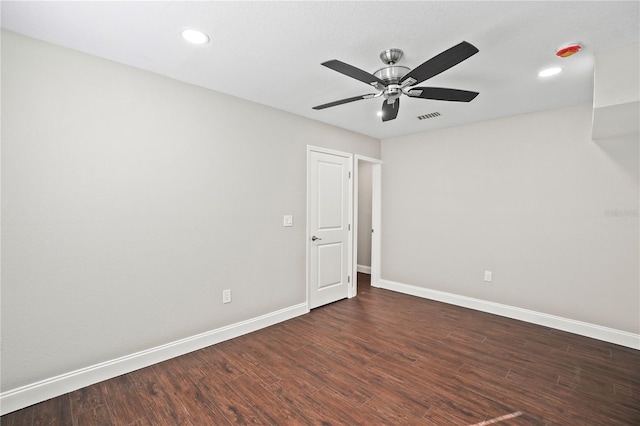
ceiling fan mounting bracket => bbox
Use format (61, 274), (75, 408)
(379, 48), (404, 65)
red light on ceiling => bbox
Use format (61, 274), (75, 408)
(556, 43), (582, 58)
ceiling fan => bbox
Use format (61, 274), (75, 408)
(313, 41), (479, 122)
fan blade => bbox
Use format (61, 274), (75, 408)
(406, 87), (479, 102)
(322, 60), (386, 89)
(400, 41), (479, 85)
(381, 99), (400, 122)
(313, 94), (376, 110)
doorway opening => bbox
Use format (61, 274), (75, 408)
(352, 155), (381, 297)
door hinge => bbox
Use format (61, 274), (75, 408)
(349, 171), (351, 179)
(348, 224), (351, 231)
(371, 228), (374, 233)
(348, 275), (351, 283)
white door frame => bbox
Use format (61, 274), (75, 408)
(352, 155), (382, 296)
(306, 145), (354, 307)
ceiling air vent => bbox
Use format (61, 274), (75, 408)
(417, 112), (441, 120)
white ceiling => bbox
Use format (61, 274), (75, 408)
(2, 1), (638, 140)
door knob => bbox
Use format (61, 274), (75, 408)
(311, 236), (322, 241)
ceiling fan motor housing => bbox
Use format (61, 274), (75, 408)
(374, 65), (410, 84)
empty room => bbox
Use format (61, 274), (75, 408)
(1, 1), (638, 425)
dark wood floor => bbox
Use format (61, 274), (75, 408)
(3, 273), (639, 425)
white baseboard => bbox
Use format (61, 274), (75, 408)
(0, 303), (309, 416)
(378, 279), (640, 350)
(357, 264), (371, 274)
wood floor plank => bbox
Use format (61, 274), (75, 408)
(98, 374), (148, 426)
(190, 368), (272, 424)
(152, 358), (231, 425)
(305, 386), (384, 425)
(227, 373), (313, 425)
(0, 406), (33, 426)
(124, 417), (154, 426)
(191, 346), (245, 382)
(32, 394), (72, 426)
(265, 381), (335, 425)
(127, 367), (193, 426)
(69, 383), (107, 419)
(362, 395), (428, 425)
(359, 358), (434, 418)
(215, 338), (285, 387)
(73, 404), (113, 426)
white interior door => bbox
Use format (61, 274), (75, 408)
(308, 149), (351, 309)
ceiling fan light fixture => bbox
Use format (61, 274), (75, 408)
(538, 67), (562, 77)
(180, 28), (210, 45)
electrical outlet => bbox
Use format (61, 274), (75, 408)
(283, 214), (293, 227)
(484, 270), (493, 282)
(222, 289), (231, 304)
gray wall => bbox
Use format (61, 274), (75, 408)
(357, 161), (373, 268)
(1, 31), (380, 392)
(381, 104), (639, 334)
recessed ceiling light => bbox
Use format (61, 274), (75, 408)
(538, 67), (562, 77)
(377, 111), (383, 117)
(181, 29), (210, 45)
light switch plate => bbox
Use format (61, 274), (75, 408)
(283, 214), (293, 227)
